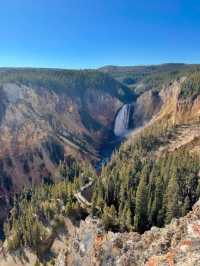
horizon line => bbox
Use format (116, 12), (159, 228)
(0, 62), (199, 71)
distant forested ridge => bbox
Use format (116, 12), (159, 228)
(99, 63), (200, 94)
(0, 68), (134, 102)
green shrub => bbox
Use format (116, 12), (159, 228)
(180, 72), (200, 99)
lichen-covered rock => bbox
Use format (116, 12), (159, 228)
(52, 199), (200, 266)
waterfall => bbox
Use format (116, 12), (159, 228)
(114, 104), (131, 137)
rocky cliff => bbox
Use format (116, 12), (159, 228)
(60, 199), (200, 266)
(0, 69), (134, 192)
(1, 197), (200, 266)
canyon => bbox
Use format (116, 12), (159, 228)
(0, 69), (134, 192)
(1, 65), (200, 265)
(0, 67), (168, 196)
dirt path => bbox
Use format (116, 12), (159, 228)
(156, 123), (200, 156)
(74, 178), (94, 207)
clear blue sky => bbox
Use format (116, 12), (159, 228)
(0, 0), (200, 68)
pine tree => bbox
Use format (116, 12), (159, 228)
(150, 175), (163, 226)
(182, 195), (190, 216)
(102, 205), (117, 230)
(125, 206), (132, 231)
(165, 172), (179, 224)
(134, 173), (148, 232)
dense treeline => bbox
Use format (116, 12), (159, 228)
(0, 68), (134, 102)
(4, 120), (200, 259)
(4, 182), (76, 255)
(92, 123), (200, 232)
(3, 158), (95, 258)
(103, 64), (200, 94)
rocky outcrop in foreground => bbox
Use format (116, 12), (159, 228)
(57, 198), (200, 266)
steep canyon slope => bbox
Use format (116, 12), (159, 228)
(0, 69), (134, 192)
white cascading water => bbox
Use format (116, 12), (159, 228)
(114, 104), (131, 137)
